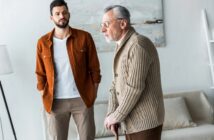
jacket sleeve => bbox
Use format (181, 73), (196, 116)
(109, 44), (152, 122)
(35, 40), (47, 91)
(86, 33), (101, 83)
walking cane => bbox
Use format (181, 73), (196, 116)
(115, 124), (119, 140)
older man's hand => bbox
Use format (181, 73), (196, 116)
(104, 115), (117, 130)
(110, 124), (118, 136)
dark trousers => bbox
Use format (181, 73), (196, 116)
(125, 125), (162, 140)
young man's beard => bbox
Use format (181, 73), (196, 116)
(55, 19), (69, 28)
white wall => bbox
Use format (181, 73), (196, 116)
(0, 0), (214, 140)
(159, 0), (214, 97)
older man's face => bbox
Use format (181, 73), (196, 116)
(101, 10), (123, 42)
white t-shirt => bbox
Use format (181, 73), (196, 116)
(53, 37), (80, 99)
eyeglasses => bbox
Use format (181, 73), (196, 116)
(101, 18), (123, 28)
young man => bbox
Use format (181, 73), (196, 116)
(101, 5), (165, 140)
(35, 1), (101, 140)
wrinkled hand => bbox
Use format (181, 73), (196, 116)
(110, 124), (119, 136)
(104, 115), (117, 129)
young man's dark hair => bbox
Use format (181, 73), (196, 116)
(50, 0), (69, 15)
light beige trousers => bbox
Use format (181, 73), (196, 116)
(48, 98), (95, 140)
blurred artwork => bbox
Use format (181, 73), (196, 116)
(69, 0), (165, 52)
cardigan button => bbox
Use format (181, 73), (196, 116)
(115, 73), (118, 77)
(116, 92), (119, 95)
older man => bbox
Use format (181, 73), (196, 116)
(101, 5), (165, 140)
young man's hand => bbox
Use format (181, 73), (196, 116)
(39, 90), (44, 96)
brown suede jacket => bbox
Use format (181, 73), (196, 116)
(35, 27), (101, 113)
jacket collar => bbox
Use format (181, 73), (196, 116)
(115, 27), (135, 54)
(46, 27), (75, 48)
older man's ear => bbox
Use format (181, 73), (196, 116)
(120, 19), (128, 29)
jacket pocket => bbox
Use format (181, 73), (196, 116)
(42, 54), (53, 72)
(74, 48), (87, 68)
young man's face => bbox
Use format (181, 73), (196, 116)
(101, 10), (124, 43)
(51, 6), (70, 28)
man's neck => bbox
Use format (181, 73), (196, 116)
(54, 26), (70, 39)
(116, 29), (129, 46)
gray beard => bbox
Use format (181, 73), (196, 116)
(105, 37), (113, 43)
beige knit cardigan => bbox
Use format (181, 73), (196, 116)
(107, 27), (165, 134)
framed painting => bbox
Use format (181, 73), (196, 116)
(68, 0), (165, 52)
